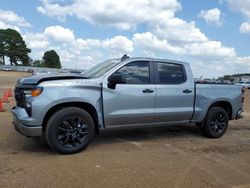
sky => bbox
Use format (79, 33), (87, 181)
(0, 0), (250, 78)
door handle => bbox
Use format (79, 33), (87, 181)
(142, 89), (154, 93)
(183, 89), (192, 93)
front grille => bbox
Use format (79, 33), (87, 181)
(14, 87), (26, 107)
(14, 84), (36, 116)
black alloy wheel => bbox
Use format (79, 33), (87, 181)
(46, 107), (95, 154)
(209, 112), (227, 135)
(57, 117), (88, 148)
(201, 106), (229, 138)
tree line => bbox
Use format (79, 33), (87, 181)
(0, 28), (61, 68)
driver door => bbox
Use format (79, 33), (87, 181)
(102, 61), (155, 127)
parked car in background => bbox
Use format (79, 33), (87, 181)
(245, 82), (250, 89)
(59, 70), (70, 73)
(27, 69), (34, 74)
(1, 66), (12, 71)
(12, 55), (244, 154)
(35, 70), (51, 75)
(235, 82), (246, 88)
(69, 70), (82, 75)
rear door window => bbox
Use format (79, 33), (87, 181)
(156, 62), (186, 84)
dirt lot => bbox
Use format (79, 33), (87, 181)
(0, 71), (250, 188)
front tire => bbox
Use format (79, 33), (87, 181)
(46, 107), (95, 154)
(201, 107), (229, 138)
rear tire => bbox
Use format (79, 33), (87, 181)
(201, 107), (229, 138)
(46, 107), (95, 154)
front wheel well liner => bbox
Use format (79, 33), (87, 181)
(42, 102), (99, 135)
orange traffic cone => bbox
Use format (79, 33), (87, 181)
(2, 91), (9, 103)
(7, 88), (13, 97)
(0, 99), (6, 112)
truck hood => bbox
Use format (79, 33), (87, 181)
(18, 73), (87, 85)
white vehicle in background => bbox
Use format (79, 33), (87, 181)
(35, 70), (51, 75)
(1, 66), (12, 71)
(245, 82), (250, 89)
(235, 82), (246, 88)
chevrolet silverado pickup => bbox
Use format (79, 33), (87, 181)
(12, 56), (244, 154)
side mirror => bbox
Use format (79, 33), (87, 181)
(108, 74), (125, 89)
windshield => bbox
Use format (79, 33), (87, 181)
(82, 59), (121, 78)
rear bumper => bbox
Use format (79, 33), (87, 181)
(12, 106), (42, 137)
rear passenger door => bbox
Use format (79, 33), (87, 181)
(154, 61), (194, 123)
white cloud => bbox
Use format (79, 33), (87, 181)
(133, 32), (235, 60)
(133, 32), (184, 54)
(102, 36), (133, 53)
(235, 56), (250, 67)
(36, 1), (235, 62)
(37, 0), (72, 22)
(55, 49), (103, 69)
(23, 24), (239, 75)
(37, 0), (181, 30)
(239, 22), (250, 33)
(198, 8), (223, 26)
(44, 25), (75, 42)
(0, 20), (21, 32)
(226, 0), (250, 33)
(75, 39), (101, 50)
(185, 41), (236, 59)
(71, 35), (133, 55)
(155, 18), (208, 43)
(29, 1), (250, 76)
(23, 33), (49, 49)
(0, 9), (31, 27)
(23, 25), (134, 68)
(0, 9), (31, 32)
(227, 0), (250, 18)
(57, 50), (75, 63)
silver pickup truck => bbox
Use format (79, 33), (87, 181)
(12, 56), (244, 154)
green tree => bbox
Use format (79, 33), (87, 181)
(0, 28), (31, 65)
(223, 75), (232, 81)
(33, 60), (44, 67)
(0, 29), (8, 64)
(42, 50), (61, 68)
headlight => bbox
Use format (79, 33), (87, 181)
(31, 87), (43, 97)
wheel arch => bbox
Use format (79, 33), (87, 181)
(42, 102), (99, 135)
(208, 100), (233, 120)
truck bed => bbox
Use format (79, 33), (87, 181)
(192, 83), (243, 122)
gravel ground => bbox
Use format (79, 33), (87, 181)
(0, 71), (250, 188)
